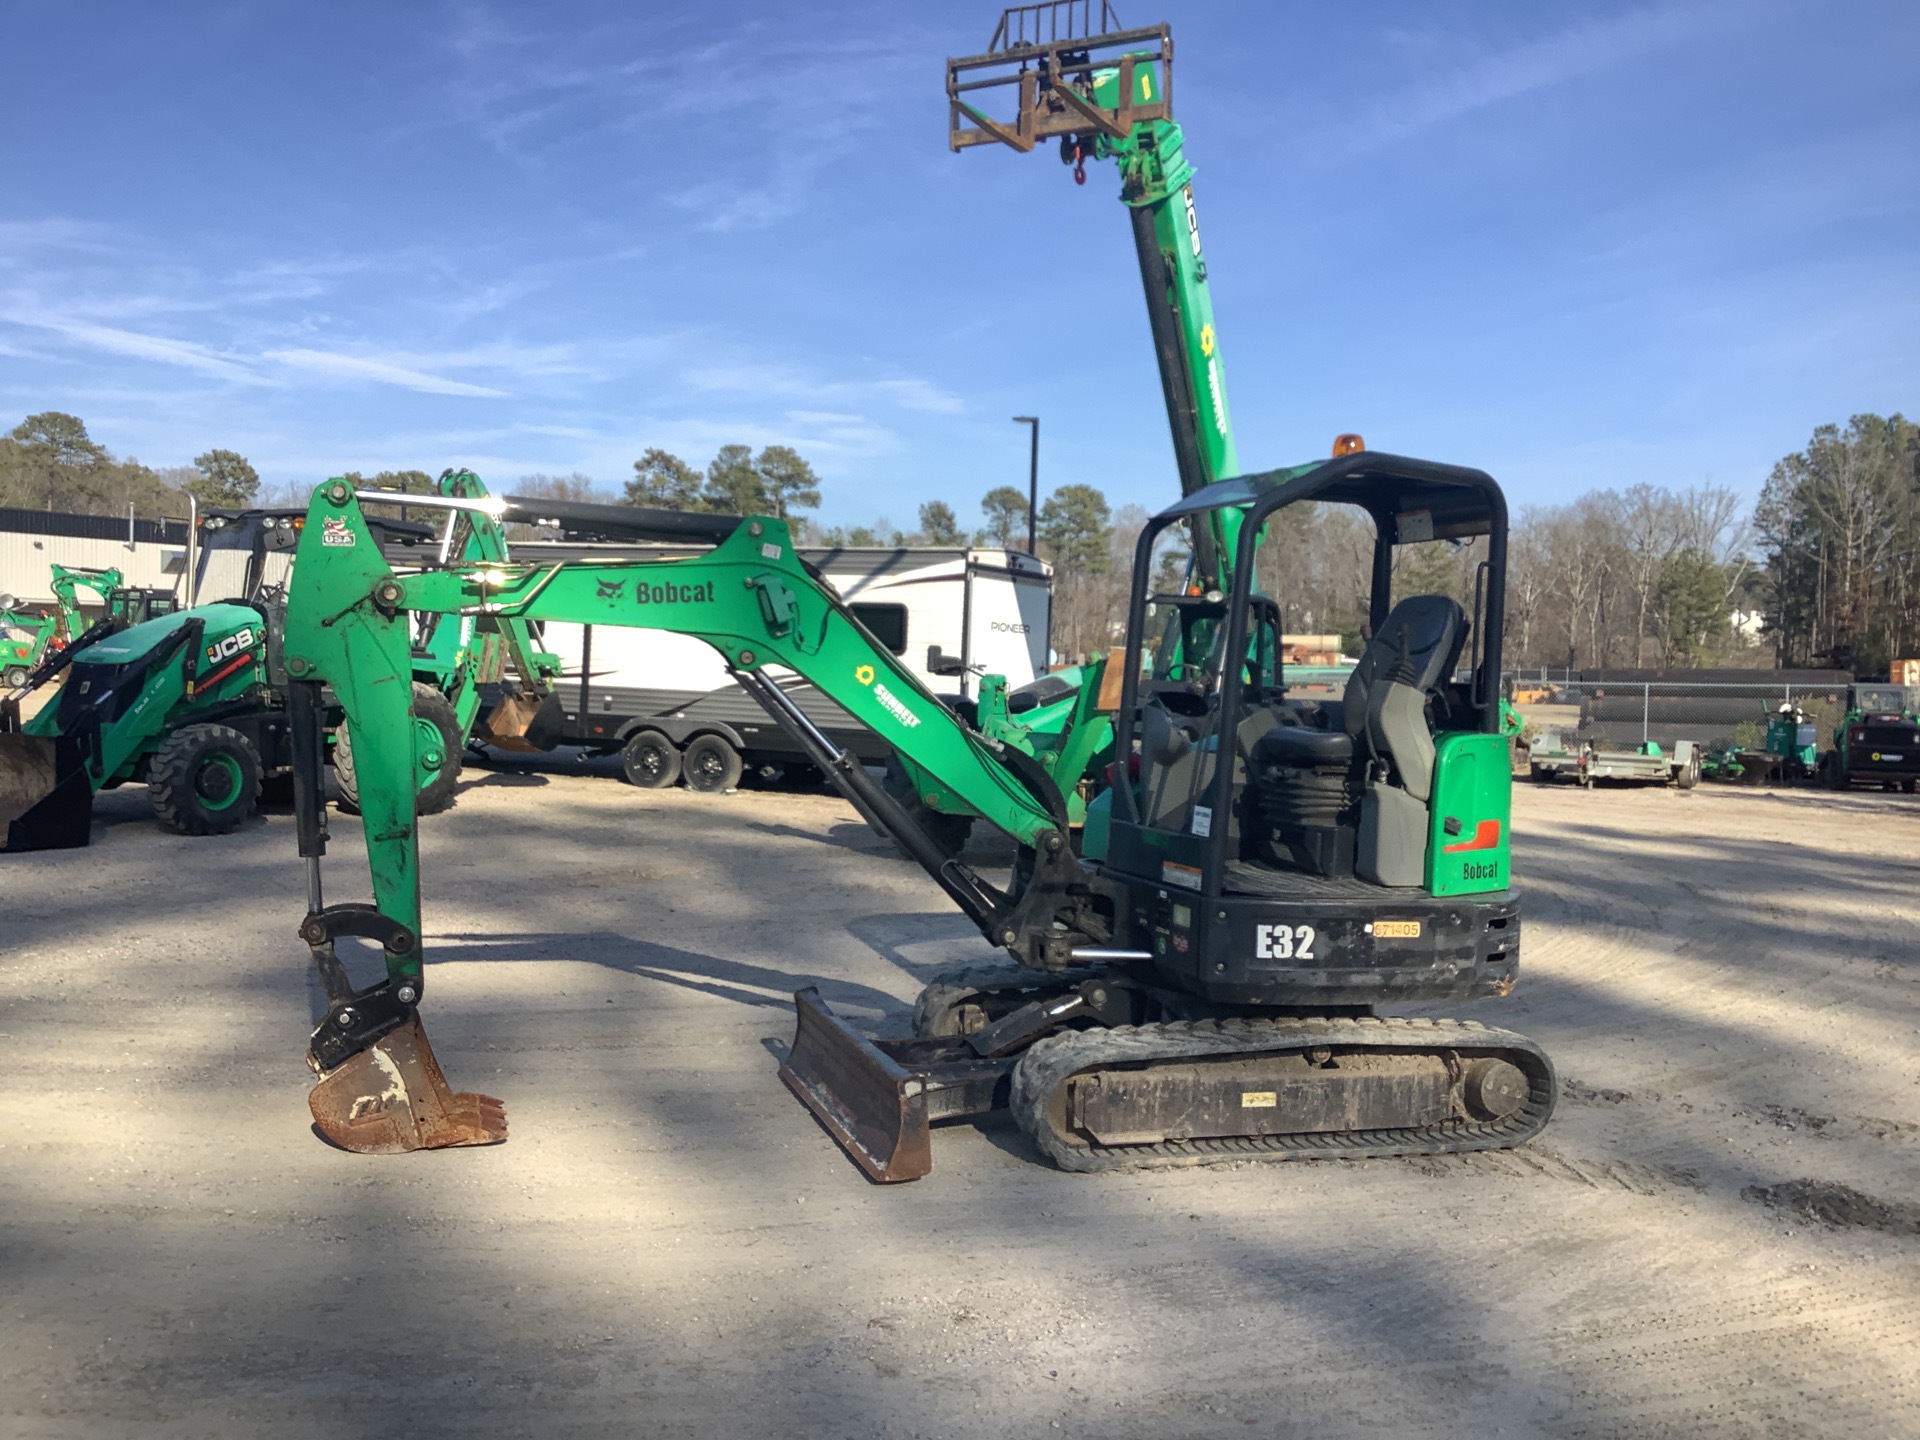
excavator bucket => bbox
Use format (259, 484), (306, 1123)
(307, 1015), (507, 1154)
(0, 733), (93, 852)
(475, 690), (548, 753)
(779, 988), (933, 1183)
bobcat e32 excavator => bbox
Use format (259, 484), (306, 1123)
(280, 451), (1554, 1176)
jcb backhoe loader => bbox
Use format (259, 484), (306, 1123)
(278, 455), (1554, 1176)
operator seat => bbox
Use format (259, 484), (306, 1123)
(1251, 595), (1468, 886)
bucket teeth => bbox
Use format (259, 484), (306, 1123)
(307, 1015), (506, 1153)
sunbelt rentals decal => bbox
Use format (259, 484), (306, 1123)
(855, 663), (920, 729)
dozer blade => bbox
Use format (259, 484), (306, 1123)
(307, 1015), (507, 1154)
(0, 733), (93, 852)
(780, 987), (932, 1183)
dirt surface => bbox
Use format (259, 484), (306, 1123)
(3, 760), (1917, 1438)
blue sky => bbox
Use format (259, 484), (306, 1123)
(0, 1), (1913, 529)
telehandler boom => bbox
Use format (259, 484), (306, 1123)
(280, 457), (1555, 1177)
(898, 6), (1284, 844)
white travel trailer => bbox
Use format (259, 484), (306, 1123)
(519, 544), (1052, 791)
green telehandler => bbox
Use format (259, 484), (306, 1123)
(278, 457), (1553, 1179)
(894, 7), (1286, 848)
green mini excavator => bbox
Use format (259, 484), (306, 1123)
(278, 457), (1553, 1177)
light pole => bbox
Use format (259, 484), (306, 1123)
(1012, 415), (1038, 555)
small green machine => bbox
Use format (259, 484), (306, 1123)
(1822, 685), (1920, 792)
(0, 600), (56, 690)
(1766, 704), (1822, 782)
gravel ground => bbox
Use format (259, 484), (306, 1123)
(2, 756), (1916, 1439)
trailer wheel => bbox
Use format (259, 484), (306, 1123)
(150, 723), (263, 835)
(1676, 753), (1700, 789)
(621, 729), (682, 788)
(335, 684), (464, 816)
(682, 734), (743, 794)
(4, 664), (28, 689)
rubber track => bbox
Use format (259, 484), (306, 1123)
(1010, 1015), (1557, 1173)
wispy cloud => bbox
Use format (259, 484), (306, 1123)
(1338, 5), (1718, 154)
(2, 312), (262, 383)
(685, 362), (963, 415)
(265, 348), (509, 398)
(870, 378), (965, 415)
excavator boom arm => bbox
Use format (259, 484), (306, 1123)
(281, 481), (1081, 1000)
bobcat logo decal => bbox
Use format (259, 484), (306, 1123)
(596, 578), (627, 601)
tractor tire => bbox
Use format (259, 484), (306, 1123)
(621, 729), (682, 788)
(150, 723), (263, 836)
(334, 683), (465, 816)
(409, 684), (464, 815)
(883, 752), (974, 860)
(682, 734), (743, 794)
(4, 664), (28, 690)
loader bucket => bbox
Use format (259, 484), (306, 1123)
(307, 1015), (507, 1154)
(0, 733), (93, 852)
(779, 987), (932, 1183)
(475, 691), (549, 753)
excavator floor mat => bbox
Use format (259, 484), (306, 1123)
(307, 1015), (507, 1154)
(0, 734), (93, 852)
